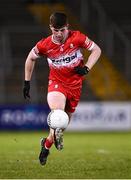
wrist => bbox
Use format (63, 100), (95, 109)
(24, 80), (30, 86)
(85, 66), (90, 72)
(84, 66), (90, 74)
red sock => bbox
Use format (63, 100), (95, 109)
(44, 139), (53, 149)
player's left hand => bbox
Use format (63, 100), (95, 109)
(23, 80), (30, 99)
(74, 66), (89, 75)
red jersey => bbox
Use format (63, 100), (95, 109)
(36, 30), (94, 89)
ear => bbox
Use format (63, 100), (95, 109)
(49, 24), (53, 30)
(66, 24), (69, 29)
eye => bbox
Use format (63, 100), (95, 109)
(60, 29), (65, 32)
(53, 28), (66, 32)
(54, 29), (59, 32)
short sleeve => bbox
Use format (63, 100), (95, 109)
(78, 32), (94, 50)
(36, 38), (46, 56)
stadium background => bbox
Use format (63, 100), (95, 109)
(0, 0), (131, 179)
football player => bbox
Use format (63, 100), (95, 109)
(23, 12), (101, 165)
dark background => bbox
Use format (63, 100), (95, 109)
(0, 0), (131, 105)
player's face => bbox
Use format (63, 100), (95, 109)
(50, 25), (69, 43)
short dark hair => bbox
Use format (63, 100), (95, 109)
(50, 12), (68, 29)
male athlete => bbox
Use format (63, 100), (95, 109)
(23, 12), (101, 166)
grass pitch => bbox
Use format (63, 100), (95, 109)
(0, 131), (131, 179)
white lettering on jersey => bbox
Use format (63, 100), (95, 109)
(47, 49), (83, 67)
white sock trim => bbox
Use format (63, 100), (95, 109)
(45, 144), (49, 150)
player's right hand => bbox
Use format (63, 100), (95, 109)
(74, 65), (89, 76)
(23, 81), (30, 99)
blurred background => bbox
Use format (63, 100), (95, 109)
(0, 0), (131, 131)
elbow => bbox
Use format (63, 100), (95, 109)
(96, 44), (101, 55)
(92, 43), (102, 58)
(98, 47), (102, 57)
(95, 45), (101, 59)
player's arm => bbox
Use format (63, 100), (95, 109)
(75, 36), (101, 75)
(85, 41), (101, 70)
(25, 47), (38, 81)
(23, 46), (40, 99)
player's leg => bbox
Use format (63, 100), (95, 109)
(39, 138), (50, 165)
(66, 111), (72, 122)
(65, 87), (81, 123)
(47, 91), (66, 150)
(47, 91), (66, 110)
(39, 91), (66, 165)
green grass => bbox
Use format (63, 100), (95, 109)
(0, 131), (131, 179)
